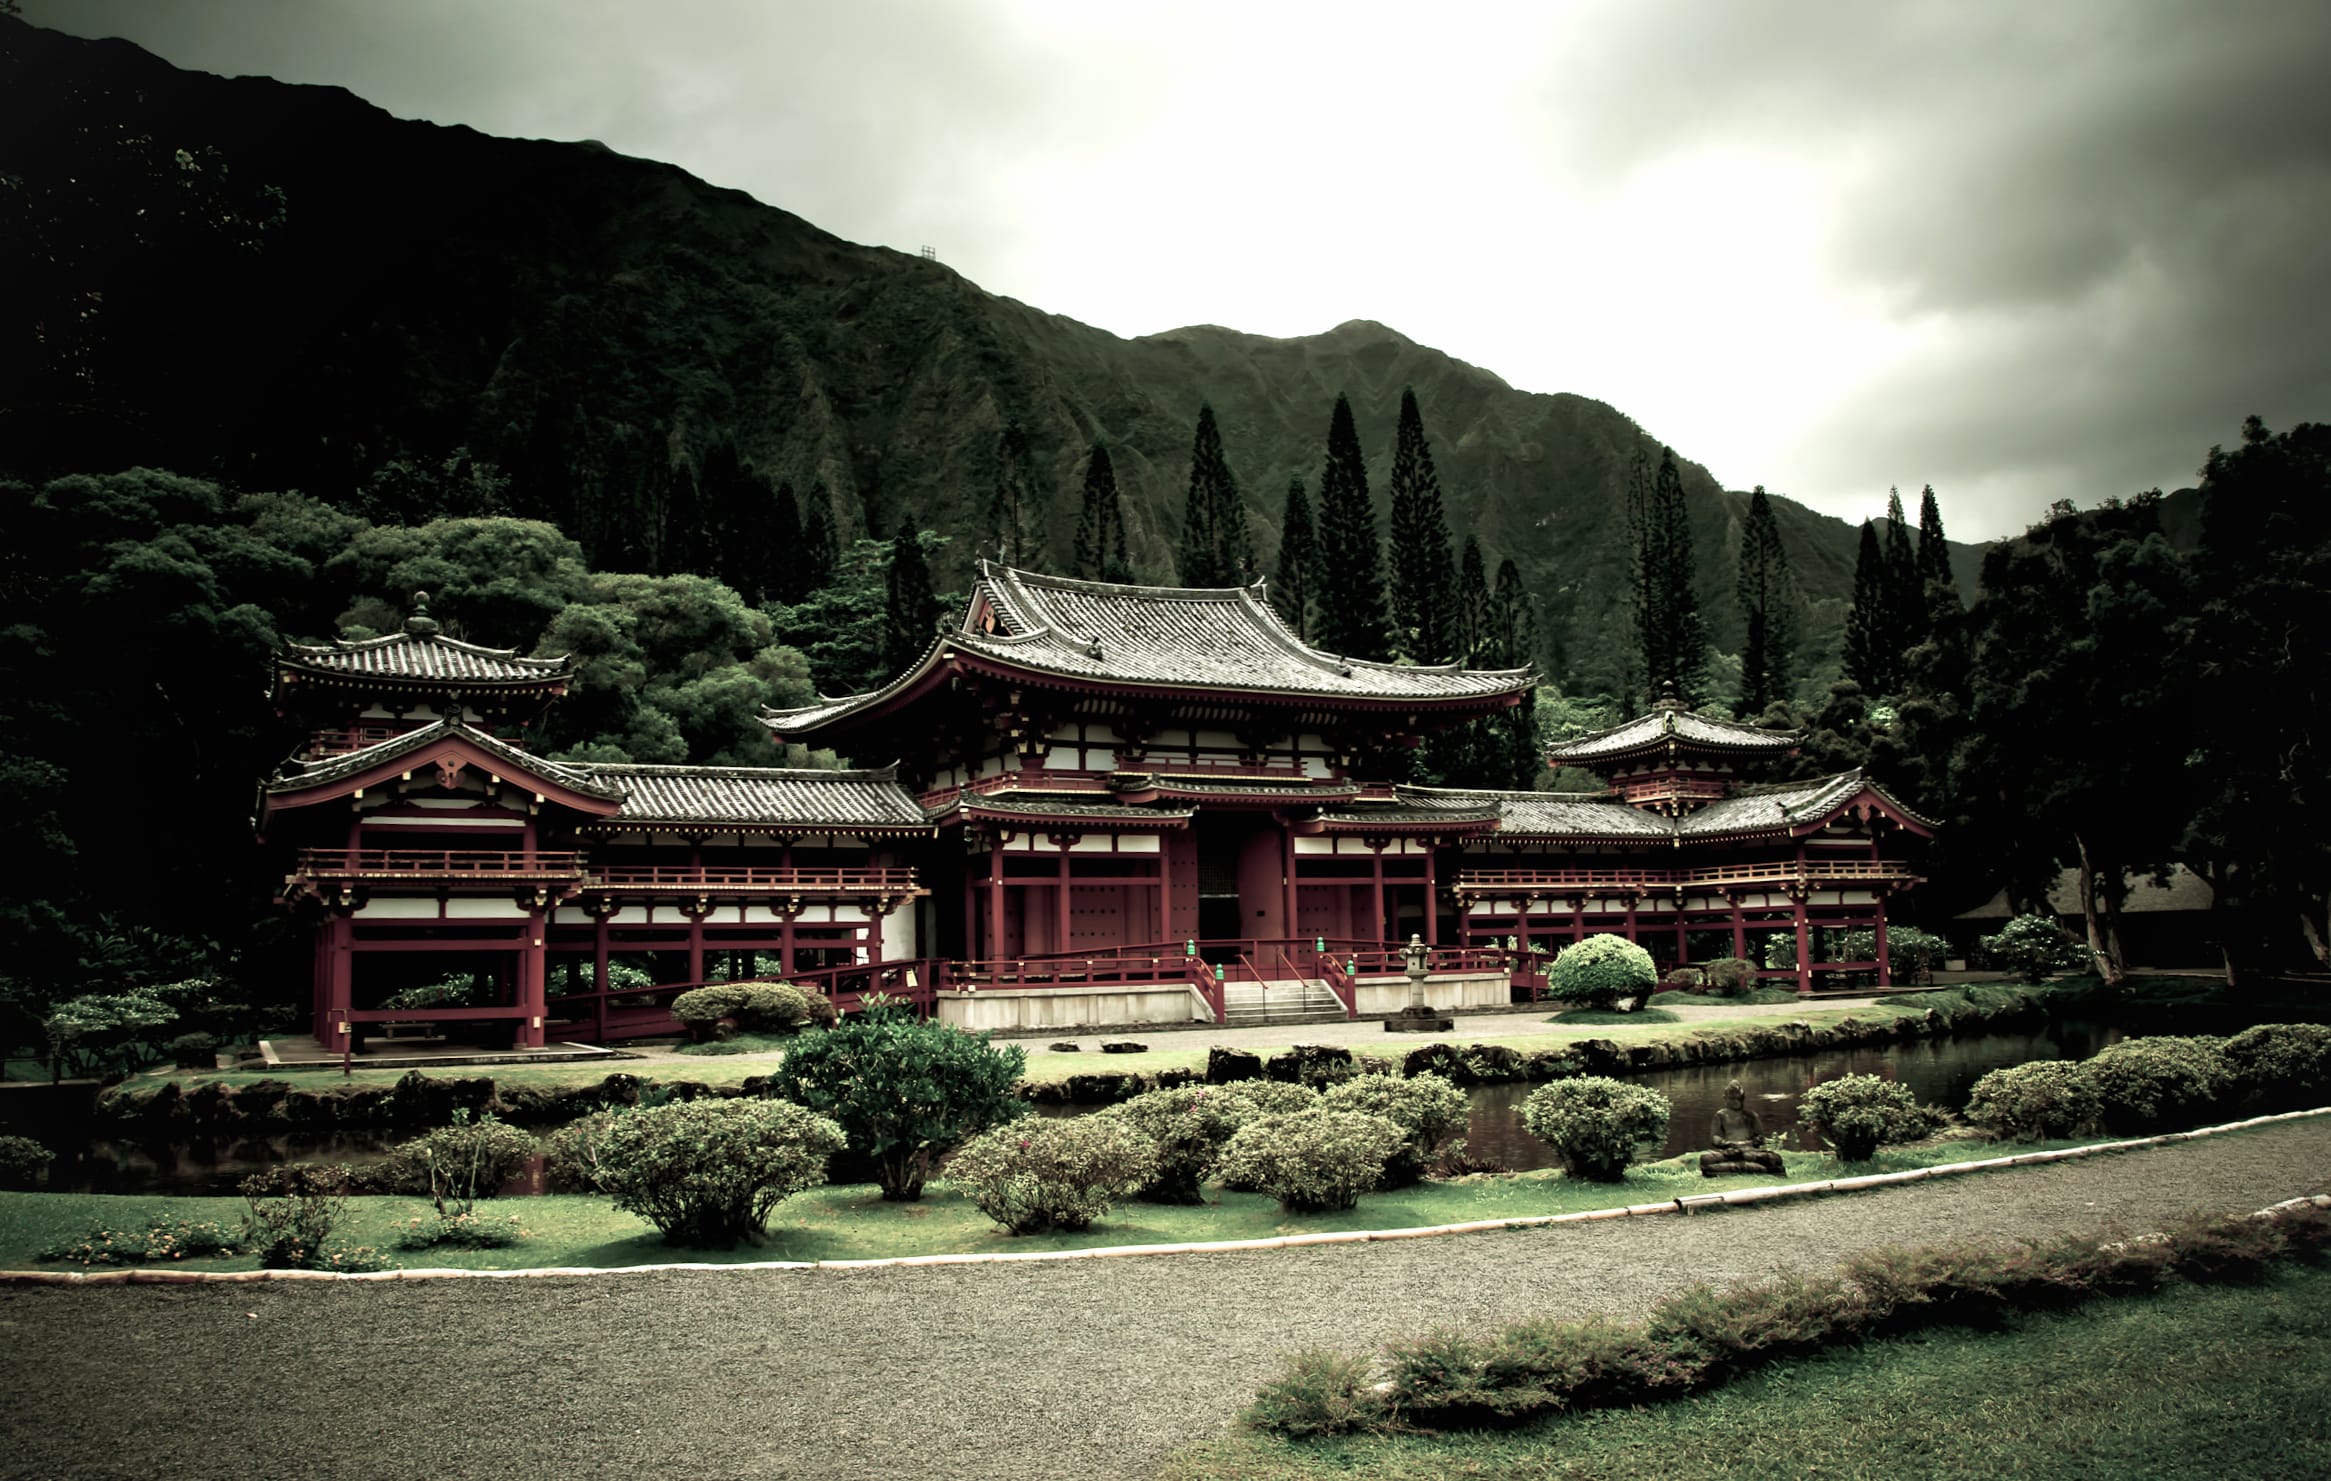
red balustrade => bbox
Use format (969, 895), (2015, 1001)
(582, 864), (922, 893)
(293, 848), (584, 880)
(1454, 861), (1921, 896)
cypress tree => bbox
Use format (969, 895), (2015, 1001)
(1273, 474), (1322, 639)
(799, 484), (839, 595)
(1453, 536), (1490, 663)
(1843, 518), (1894, 695)
(1734, 484), (1796, 714)
(1634, 448), (1706, 702)
(882, 515), (941, 675)
(1072, 441), (1132, 582)
(1386, 387), (1456, 662)
(1883, 487), (1923, 658)
(1491, 558), (1541, 787)
(1314, 393), (1389, 658)
(1916, 484), (1958, 611)
(1178, 403), (1250, 586)
(769, 481), (806, 603)
(986, 422), (1043, 568)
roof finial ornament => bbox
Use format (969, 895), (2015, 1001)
(1656, 679), (1683, 712)
(405, 591), (440, 637)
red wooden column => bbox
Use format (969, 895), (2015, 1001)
(1874, 892), (1892, 987)
(1623, 894), (1639, 944)
(1792, 894), (1813, 997)
(516, 909), (548, 1048)
(1423, 844), (1439, 945)
(1157, 844), (1174, 942)
(1513, 896), (1531, 954)
(780, 913), (796, 975)
(1281, 829), (1298, 946)
(1055, 849), (1071, 956)
(591, 908), (611, 1041)
(1673, 907), (1688, 967)
(987, 840), (1006, 961)
(1730, 896), (1747, 961)
(1370, 845), (1387, 946)
(685, 910), (705, 985)
(1571, 898), (1587, 944)
(319, 912), (355, 1048)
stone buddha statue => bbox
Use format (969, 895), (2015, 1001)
(1698, 1080), (1785, 1178)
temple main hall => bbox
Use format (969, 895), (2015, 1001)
(260, 567), (1932, 1047)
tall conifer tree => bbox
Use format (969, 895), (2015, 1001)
(1734, 484), (1796, 714)
(1491, 558), (1541, 787)
(1454, 536), (1490, 663)
(1883, 487), (1922, 660)
(986, 422), (1043, 568)
(1273, 474), (1322, 639)
(1386, 387), (1456, 662)
(1633, 447), (1707, 701)
(1843, 518), (1894, 695)
(882, 515), (941, 675)
(799, 484), (839, 595)
(1178, 403), (1250, 586)
(1314, 393), (1389, 657)
(1916, 485), (1958, 612)
(1072, 441), (1131, 582)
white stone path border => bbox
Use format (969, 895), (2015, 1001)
(7, 1106), (2326, 1287)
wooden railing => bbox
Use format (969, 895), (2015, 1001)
(1454, 861), (1921, 896)
(582, 864), (923, 894)
(293, 848), (584, 881)
(301, 724), (421, 758)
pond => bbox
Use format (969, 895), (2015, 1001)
(32, 1018), (2132, 1195)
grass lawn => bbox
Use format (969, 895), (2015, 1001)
(0, 1133), (2106, 1272)
(1154, 1262), (2331, 1480)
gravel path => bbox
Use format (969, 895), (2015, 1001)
(5, 1118), (2326, 1481)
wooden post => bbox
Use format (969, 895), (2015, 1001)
(1874, 892), (1892, 987)
(1731, 898), (1747, 961)
(1056, 849), (1071, 955)
(592, 913), (610, 1042)
(1158, 838), (1175, 943)
(686, 912), (704, 985)
(323, 912), (354, 1049)
(987, 840), (1006, 962)
(1423, 844), (1439, 945)
(1793, 894), (1813, 997)
(517, 910), (547, 1048)
(1370, 845), (1386, 946)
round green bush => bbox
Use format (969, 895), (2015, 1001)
(1548, 935), (1658, 1011)
(384, 1114), (537, 1211)
(1215, 1109), (1407, 1213)
(165, 1031), (220, 1070)
(1320, 1072), (1469, 1187)
(1979, 914), (2090, 983)
(2220, 1023), (2331, 1112)
(670, 984), (752, 1042)
(946, 1116), (1159, 1233)
(795, 988), (840, 1030)
(1520, 1077), (1671, 1181)
(595, 1098), (846, 1246)
(0, 1135), (55, 1190)
(1662, 967), (1706, 990)
(1222, 1080), (1321, 1115)
(736, 982), (810, 1033)
(1108, 1085), (1263, 1203)
(1965, 1060), (2096, 1141)
(1701, 958), (1758, 996)
(1798, 1074), (1939, 1162)
(2081, 1035), (2231, 1135)
(764, 1017), (1027, 1201)
(540, 1111), (617, 1193)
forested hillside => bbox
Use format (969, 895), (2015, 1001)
(1, 17), (1977, 698)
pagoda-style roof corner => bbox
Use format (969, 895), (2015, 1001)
(274, 598), (574, 698)
(1681, 769), (1939, 840)
(257, 719), (624, 826)
(1548, 703), (1801, 767)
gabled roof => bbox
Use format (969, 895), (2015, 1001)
(572, 764), (932, 834)
(1400, 770), (1935, 843)
(274, 596), (571, 697)
(1678, 771), (1938, 839)
(949, 792), (1196, 830)
(1397, 785), (1672, 839)
(1306, 798), (1502, 835)
(764, 564), (1534, 739)
(258, 720), (624, 822)
(1548, 696), (1799, 766)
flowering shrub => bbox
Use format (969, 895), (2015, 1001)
(384, 1112), (537, 1216)
(595, 1098), (846, 1245)
(2220, 1023), (2331, 1112)
(241, 1163), (358, 1269)
(1521, 1078), (1671, 1181)
(764, 1017), (1027, 1201)
(1838, 926), (1950, 983)
(1547, 935), (1657, 1010)
(670, 985), (752, 1042)
(38, 1217), (242, 1266)
(1965, 1060), (2096, 1141)
(947, 1116), (1159, 1234)
(1214, 1109), (1407, 1213)
(2081, 1035), (2231, 1134)
(1320, 1073), (1469, 1188)
(1701, 958), (1758, 996)
(1222, 1081), (1321, 1115)
(541, 1110), (619, 1192)
(1799, 1074), (1938, 1162)
(1979, 914), (2090, 983)
(1108, 1085), (1260, 1202)
(0, 1134), (54, 1189)
(390, 1210), (529, 1250)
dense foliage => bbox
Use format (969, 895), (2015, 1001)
(1214, 1109), (1407, 1213)
(1520, 1078), (1671, 1182)
(1319, 1072), (1469, 1188)
(763, 1018), (1027, 1201)
(1797, 1074), (1938, 1162)
(383, 1113), (537, 1217)
(1964, 1060), (2098, 1141)
(2080, 1036), (2232, 1136)
(1108, 1084), (1263, 1203)
(593, 1098), (846, 1246)
(946, 1116), (1159, 1234)
(1546, 935), (1659, 1011)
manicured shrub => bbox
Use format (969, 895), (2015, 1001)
(1980, 914), (2090, 983)
(1109, 1084), (1261, 1202)
(736, 982), (810, 1032)
(1702, 958), (1758, 996)
(541, 1111), (618, 1192)
(1521, 1077), (1671, 1182)
(593, 1098), (846, 1245)
(1839, 925), (1951, 983)
(2220, 1022), (2331, 1112)
(1965, 1059), (2097, 1141)
(1214, 1109), (1407, 1213)
(164, 1031), (220, 1069)
(42, 989), (179, 1078)
(1661, 967), (1706, 990)
(794, 988), (840, 1030)
(764, 1017), (1028, 1201)
(1321, 1072), (1469, 1187)
(2082, 1035), (2232, 1134)
(669, 984), (752, 1042)
(37, 1216), (243, 1266)
(384, 1112), (537, 1216)
(0, 1134), (54, 1189)
(1798, 1073), (1938, 1162)
(946, 1116), (1159, 1234)
(241, 1164), (363, 1269)
(1547, 935), (1657, 1011)
(1222, 1080), (1320, 1115)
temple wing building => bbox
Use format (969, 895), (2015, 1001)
(262, 577), (1931, 1048)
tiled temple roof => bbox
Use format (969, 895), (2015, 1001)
(262, 720), (622, 801)
(1679, 771), (1937, 837)
(1397, 785), (1673, 838)
(277, 596), (571, 690)
(573, 764), (932, 832)
(1548, 701), (1799, 765)
(764, 565), (1533, 735)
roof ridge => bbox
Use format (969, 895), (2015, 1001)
(573, 761), (903, 782)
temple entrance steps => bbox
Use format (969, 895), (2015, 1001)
(1221, 978), (1348, 1025)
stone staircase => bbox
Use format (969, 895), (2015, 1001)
(1220, 977), (1348, 1025)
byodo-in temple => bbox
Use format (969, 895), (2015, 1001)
(259, 568), (1935, 1049)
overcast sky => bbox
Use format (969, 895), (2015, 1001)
(31, 0), (2331, 539)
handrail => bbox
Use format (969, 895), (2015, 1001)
(582, 864), (922, 892)
(1316, 954), (1356, 1017)
(1186, 954), (1226, 1023)
(294, 848), (583, 877)
(1453, 861), (1921, 895)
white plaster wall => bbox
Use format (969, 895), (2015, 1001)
(934, 986), (1209, 1032)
